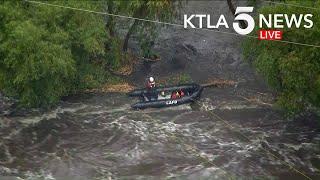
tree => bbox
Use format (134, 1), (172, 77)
(0, 1), (108, 107)
(105, 0), (180, 53)
(226, 0), (246, 28)
(243, 1), (320, 115)
(0, 0), (181, 107)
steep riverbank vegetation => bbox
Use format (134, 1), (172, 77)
(0, 1), (179, 108)
(244, 1), (320, 116)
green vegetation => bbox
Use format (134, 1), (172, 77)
(0, 1), (179, 107)
(0, 1), (108, 107)
(243, 1), (320, 115)
(105, 0), (180, 64)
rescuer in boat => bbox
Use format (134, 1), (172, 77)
(144, 77), (157, 101)
(171, 89), (184, 99)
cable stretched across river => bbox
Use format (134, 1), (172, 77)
(24, 0), (320, 48)
(194, 99), (313, 180)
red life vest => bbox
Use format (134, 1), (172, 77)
(179, 90), (184, 97)
(146, 81), (155, 88)
(171, 92), (177, 99)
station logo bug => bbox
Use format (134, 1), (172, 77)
(184, 7), (314, 40)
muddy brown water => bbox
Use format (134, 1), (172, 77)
(0, 91), (319, 179)
(1, 1), (320, 179)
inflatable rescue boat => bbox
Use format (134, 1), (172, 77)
(128, 83), (203, 109)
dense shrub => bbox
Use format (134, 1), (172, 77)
(243, 1), (320, 115)
(0, 0), (179, 108)
(0, 1), (108, 107)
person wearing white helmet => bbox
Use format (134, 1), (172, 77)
(144, 76), (157, 101)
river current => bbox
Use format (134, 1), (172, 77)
(1, 1), (320, 179)
(0, 88), (319, 179)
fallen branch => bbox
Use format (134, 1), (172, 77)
(85, 83), (135, 93)
(201, 79), (237, 88)
(102, 83), (135, 93)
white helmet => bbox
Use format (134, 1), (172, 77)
(149, 77), (154, 82)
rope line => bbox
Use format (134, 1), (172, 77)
(199, 104), (313, 180)
(136, 110), (239, 179)
(24, 0), (320, 48)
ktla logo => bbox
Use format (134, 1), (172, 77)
(184, 7), (314, 40)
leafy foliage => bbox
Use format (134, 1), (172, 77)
(0, 1), (108, 107)
(106, 0), (180, 59)
(0, 0), (180, 107)
(243, 1), (320, 115)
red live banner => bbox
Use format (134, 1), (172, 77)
(259, 30), (283, 40)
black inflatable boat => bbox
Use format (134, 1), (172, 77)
(128, 83), (203, 109)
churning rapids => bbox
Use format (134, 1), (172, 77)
(0, 91), (320, 179)
(0, 1), (320, 179)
